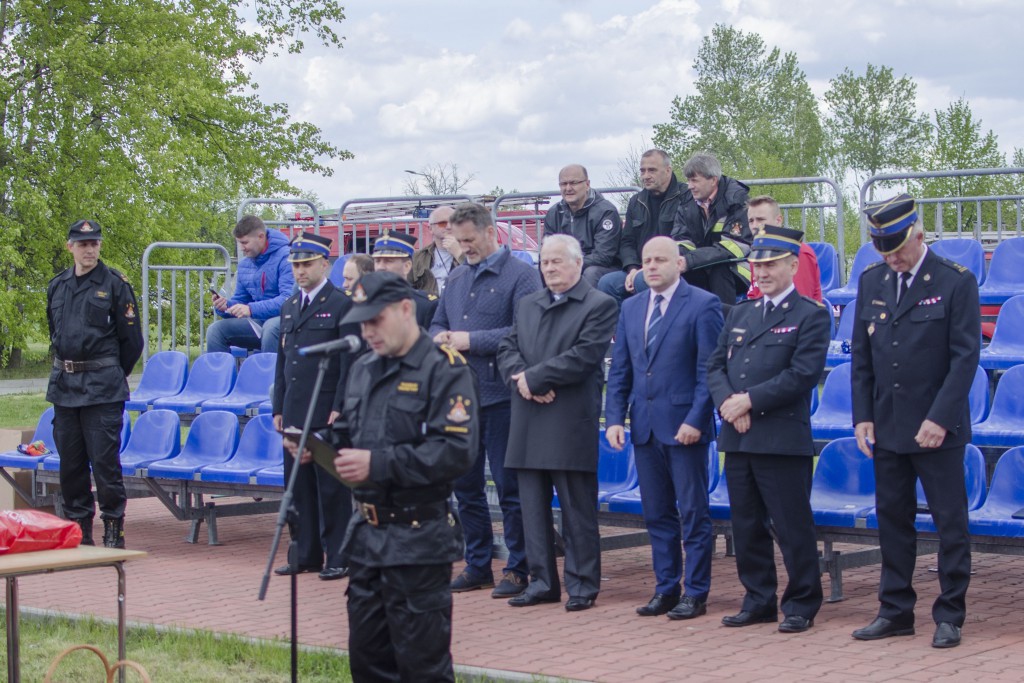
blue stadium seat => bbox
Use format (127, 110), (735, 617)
(152, 352), (236, 413)
(605, 441), (718, 514)
(126, 350), (188, 411)
(810, 386), (820, 415)
(41, 411), (131, 472)
(978, 237), (1024, 305)
(511, 250), (537, 265)
(255, 464), (285, 487)
(824, 243), (883, 306)
(930, 238), (985, 285)
(979, 295), (1024, 370)
(972, 364), (1024, 448)
(328, 254), (352, 288)
(230, 346), (251, 360)
(822, 297), (837, 339)
(118, 410), (182, 476)
(556, 430), (637, 509)
(145, 410), (239, 479)
(257, 399), (274, 415)
(969, 365), (990, 424)
(201, 352), (276, 415)
(825, 302), (855, 368)
(199, 415), (282, 483)
(865, 444), (987, 530)
(809, 437), (875, 527)
(708, 464), (730, 520)
(809, 242), (840, 293)
(811, 362), (855, 442)
(0, 407), (56, 469)
(968, 447), (1024, 537)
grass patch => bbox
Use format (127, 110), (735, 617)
(0, 341), (51, 381)
(0, 392), (50, 431)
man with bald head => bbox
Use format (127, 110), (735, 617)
(606, 236), (724, 620)
(413, 205), (465, 295)
(544, 164), (622, 287)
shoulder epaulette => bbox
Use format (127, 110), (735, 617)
(735, 297), (759, 306)
(428, 294), (438, 301)
(109, 267), (131, 283)
(439, 344), (467, 366)
(863, 261), (884, 271)
(934, 256), (969, 274)
(803, 296), (826, 307)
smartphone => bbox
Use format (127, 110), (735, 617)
(209, 287), (220, 296)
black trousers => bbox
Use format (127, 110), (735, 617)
(283, 452), (352, 569)
(346, 561), (454, 683)
(725, 452), (822, 618)
(873, 445), (971, 626)
(52, 402), (126, 521)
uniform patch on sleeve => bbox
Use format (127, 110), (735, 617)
(447, 396), (471, 423)
(124, 303), (136, 324)
(601, 218), (613, 231)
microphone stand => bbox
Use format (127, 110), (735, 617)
(258, 354), (332, 683)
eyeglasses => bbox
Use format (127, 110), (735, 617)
(428, 220), (449, 228)
(558, 179), (587, 188)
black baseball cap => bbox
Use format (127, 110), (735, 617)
(340, 271), (415, 324)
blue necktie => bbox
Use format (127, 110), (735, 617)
(646, 294), (664, 355)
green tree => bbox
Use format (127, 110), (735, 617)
(652, 23), (824, 199)
(0, 0), (351, 366)
(823, 64), (931, 198)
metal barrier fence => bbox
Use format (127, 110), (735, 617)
(491, 187), (642, 246)
(859, 168), (1024, 245)
(141, 243), (232, 365)
(742, 176), (847, 284)
(338, 194), (474, 254)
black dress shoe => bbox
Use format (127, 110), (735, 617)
(565, 596), (595, 612)
(274, 564), (321, 576)
(778, 615), (814, 633)
(666, 595), (707, 621)
(721, 609), (777, 627)
(508, 592), (560, 607)
(932, 622), (961, 648)
(636, 593), (680, 617)
(851, 616), (915, 641)
(318, 567), (349, 581)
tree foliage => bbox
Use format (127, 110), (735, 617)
(652, 23), (824, 195)
(823, 64), (932, 197)
(0, 0), (351, 365)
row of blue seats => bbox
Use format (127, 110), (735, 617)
(812, 362), (1024, 448)
(0, 408), (286, 486)
(129, 351), (275, 415)
(826, 237), (1024, 307)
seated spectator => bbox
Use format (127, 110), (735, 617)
(599, 149), (683, 306)
(342, 253), (374, 291)
(744, 195), (822, 301)
(544, 164), (622, 288)
(207, 215), (293, 353)
(413, 205), (465, 295)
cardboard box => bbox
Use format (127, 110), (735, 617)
(0, 427), (52, 511)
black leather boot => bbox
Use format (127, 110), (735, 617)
(77, 518), (95, 546)
(102, 518), (125, 549)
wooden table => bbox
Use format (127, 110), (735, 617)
(0, 546), (147, 683)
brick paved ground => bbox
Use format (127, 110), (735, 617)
(11, 497), (1024, 682)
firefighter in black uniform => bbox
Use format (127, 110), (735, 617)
(370, 230), (439, 329)
(707, 225), (830, 634)
(851, 194), (980, 649)
(46, 220), (143, 548)
(273, 232), (359, 580)
(334, 271), (478, 683)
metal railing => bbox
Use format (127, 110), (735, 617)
(141, 243), (232, 365)
(859, 168), (1024, 245)
(337, 194), (474, 254)
(491, 187), (642, 246)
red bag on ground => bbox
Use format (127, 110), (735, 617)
(0, 510), (82, 555)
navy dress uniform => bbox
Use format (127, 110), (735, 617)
(272, 233), (359, 580)
(850, 194), (980, 648)
(707, 225), (830, 631)
(338, 272), (478, 683)
(371, 231), (438, 329)
(46, 220), (144, 547)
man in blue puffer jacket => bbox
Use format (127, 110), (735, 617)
(207, 215), (294, 353)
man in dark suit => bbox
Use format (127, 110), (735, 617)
(272, 232), (360, 580)
(606, 236), (723, 620)
(707, 225), (830, 634)
(850, 194), (980, 649)
(496, 234), (618, 611)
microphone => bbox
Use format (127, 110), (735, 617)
(298, 334), (362, 357)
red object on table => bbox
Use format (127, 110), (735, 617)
(0, 510), (82, 555)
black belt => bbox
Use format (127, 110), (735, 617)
(53, 356), (119, 374)
(357, 500), (452, 528)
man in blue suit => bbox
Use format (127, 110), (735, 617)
(606, 236), (724, 619)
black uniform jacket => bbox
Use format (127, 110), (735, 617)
(851, 250), (980, 453)
(341, 333), (478, 567)
(46, 261), (143, 407)
(707, 288), (830, 456)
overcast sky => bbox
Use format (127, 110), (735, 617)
(247, 0), (1023, 210)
